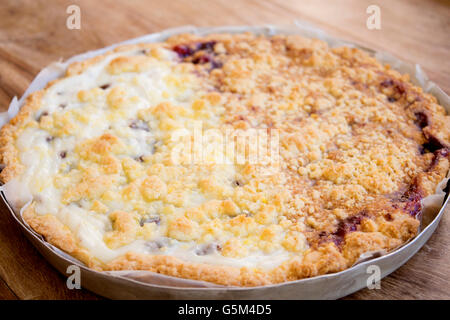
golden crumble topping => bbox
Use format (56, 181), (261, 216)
(0, 33), (449, 286)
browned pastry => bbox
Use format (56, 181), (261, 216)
(1, 33), (448, 286)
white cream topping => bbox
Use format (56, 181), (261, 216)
(3, 47), (304, 271)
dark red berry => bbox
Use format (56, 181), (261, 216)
(140, 216), (160, 226)
(387, 96), (396, 102)
(173, 45), (194, 58)
(135, 155), (145, 162)
(195, 243), (221, 256)
(192, 55), (211, 64)
(380, 79), (394, 87)
(129, 120), (150, 131)
(197, 41), (216, 51)
(37, 111), (49, 122)
(414, 111), (428, 129)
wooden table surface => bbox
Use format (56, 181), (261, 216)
(0, 0), (449, 300)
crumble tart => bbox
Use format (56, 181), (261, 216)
(0, 33), (449, 287)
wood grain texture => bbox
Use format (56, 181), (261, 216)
(0, 0), (448, 300)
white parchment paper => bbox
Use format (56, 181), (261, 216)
(0, 21), (449, 290)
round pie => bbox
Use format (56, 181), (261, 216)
(1, 33), (449, 286)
